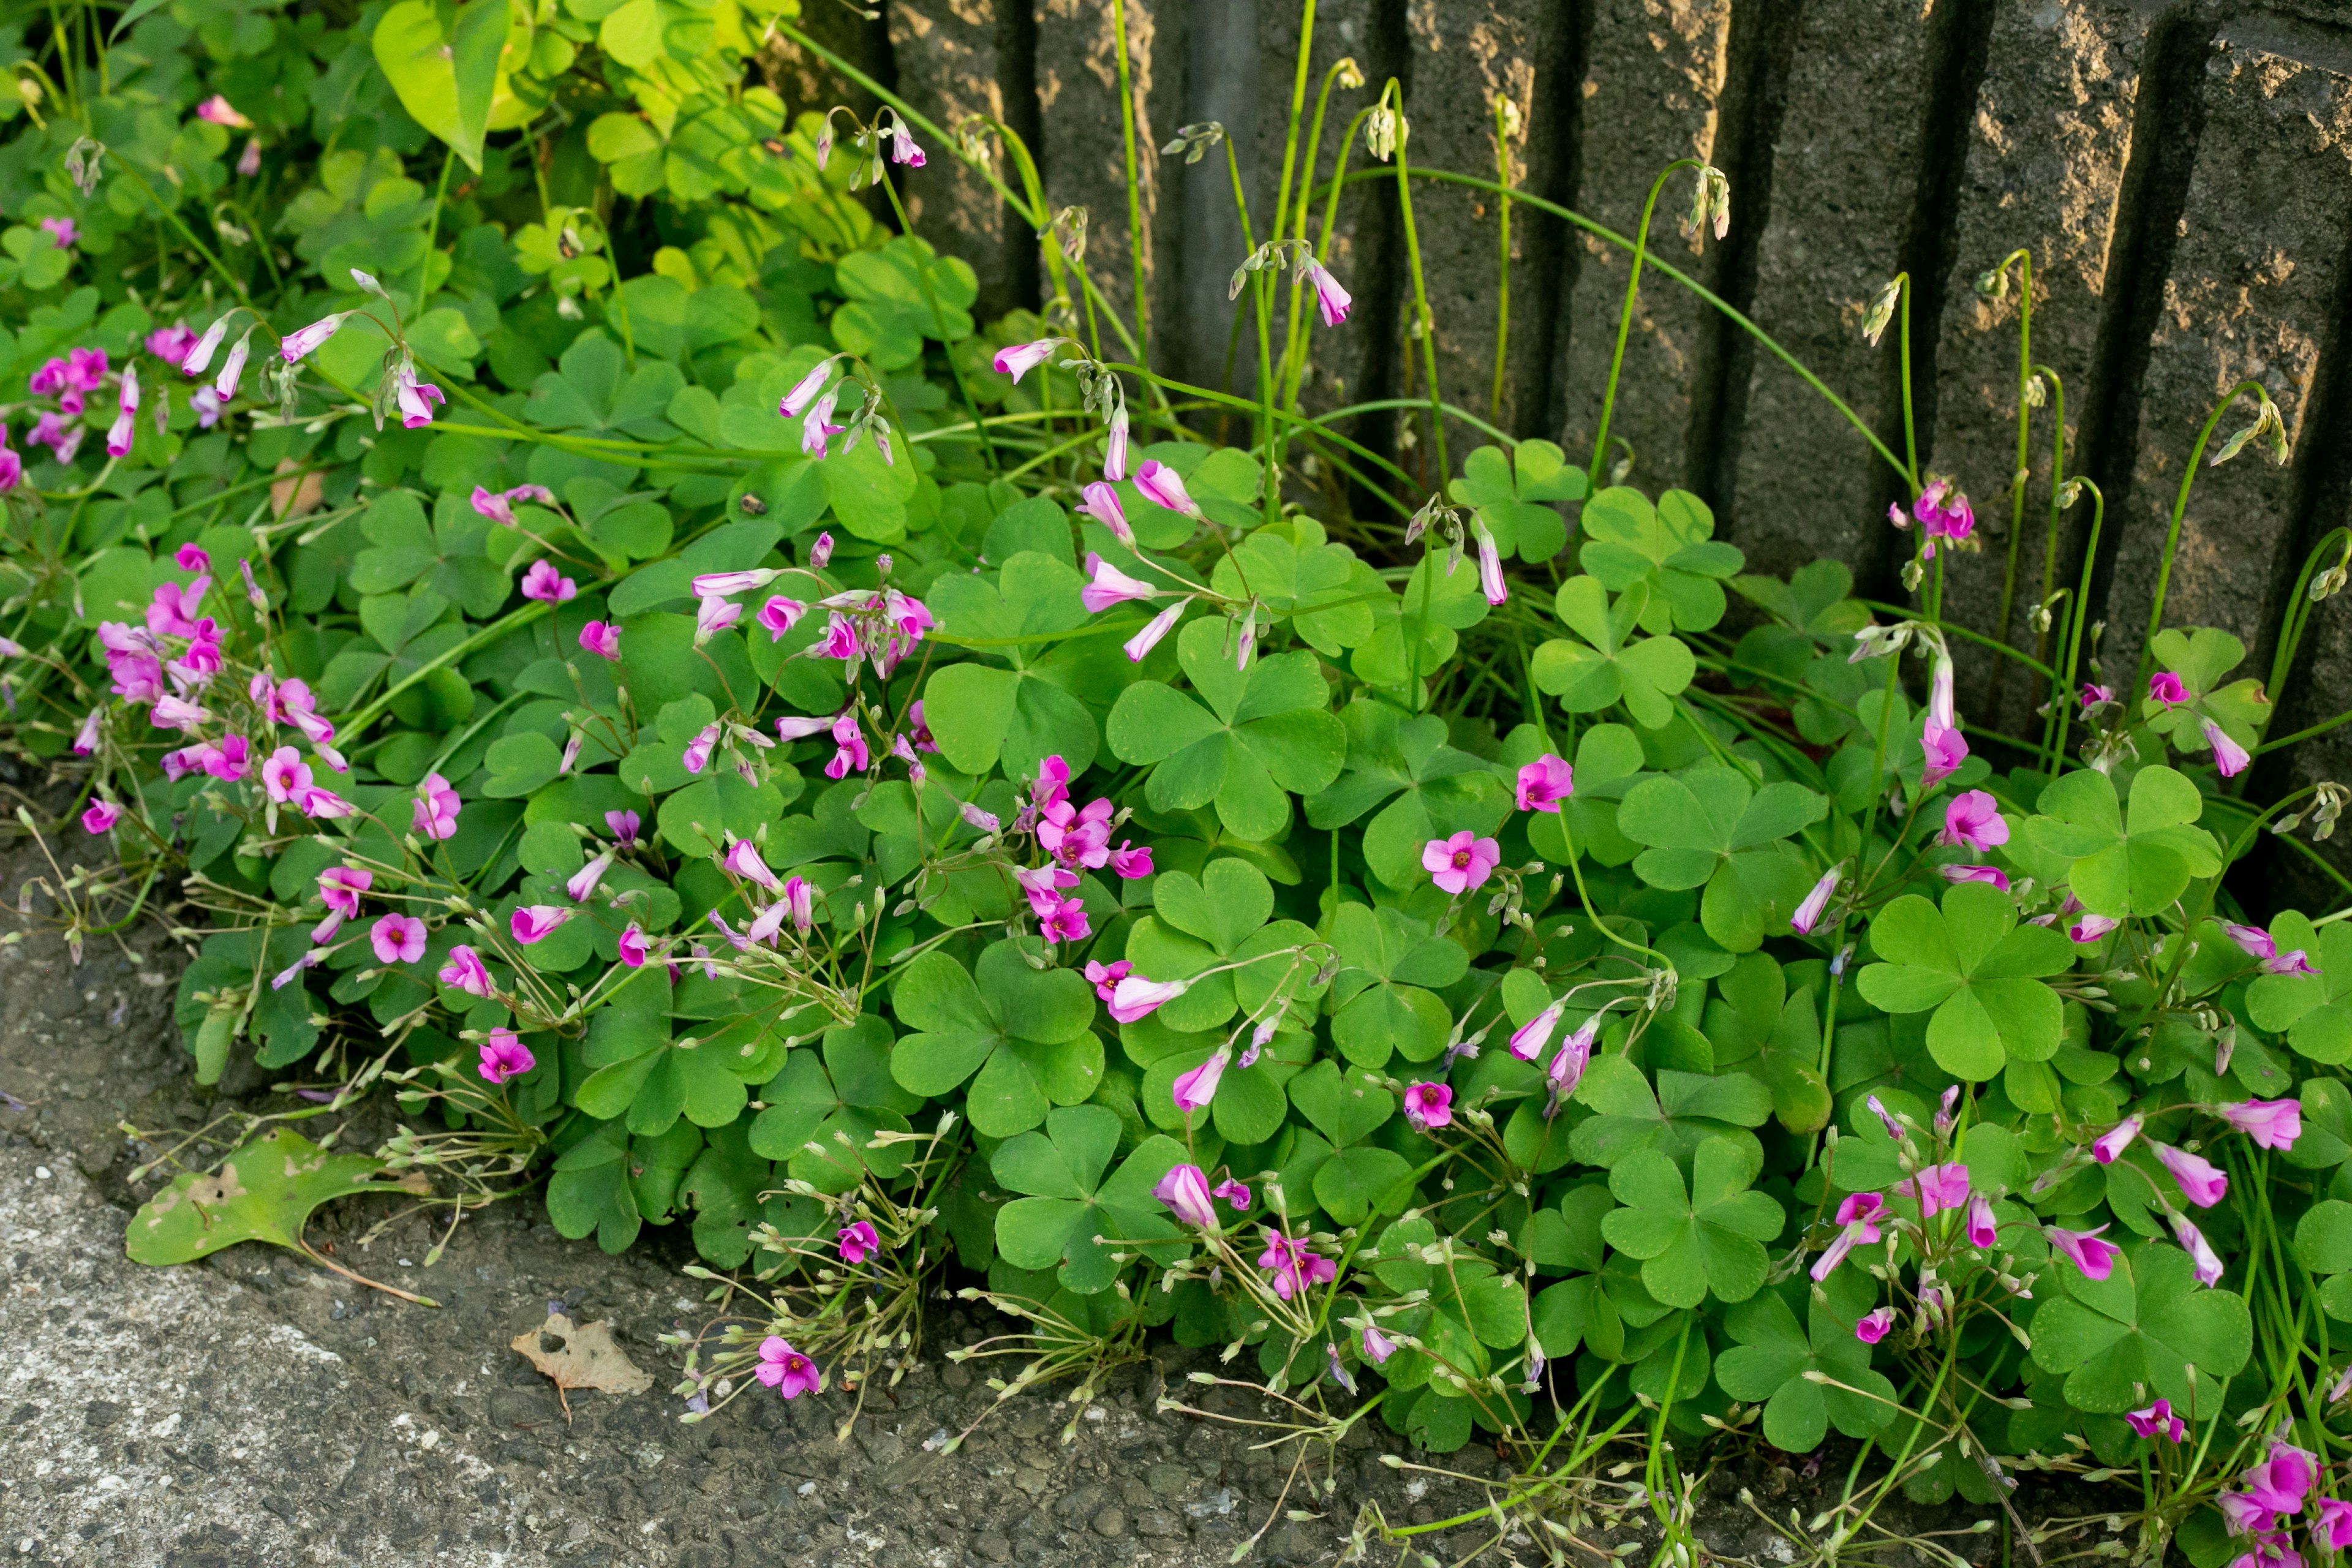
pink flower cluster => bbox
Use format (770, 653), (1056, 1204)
(2217, 1438), (2347, 1568)
(1256, 1230), (1336, 1302)
(1009, 754), (1152, 947)
(1888, 477), (1975, 559)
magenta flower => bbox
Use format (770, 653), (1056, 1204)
(1255, 1232), (1336, 1302)
(2153, 1142), (2229, 1207)
(753, 595), (806, 641)
(1791, 866), (1840, 935)
(1361, 1325), (1396, 1365)
(565, 851), (614, 904)
(2245, 1440), (2318, 1518)
(413, 772), (461, 840)
(2126, 1400), (2186, 1443)
(2070, 913), (2120, 943)
(105, 363), (138, 458)
(1172, 1047), (1230, 1113)
(2092, 1114), (2144, 1164)
(369, 913), (426, 965)
(1153, 1164), (1218, 1228)
(315, 865), (371, 941)
(81, 800), (123, 834)
(682, 722), (720, 775)
(1123, 601), (1185, 662)
(1403, 1082), (1453, 1131)
(260, 745), (311, 804)
(1038, 895), (1091, 944)
(510, 905), (571, 944)
(1908, 478), (1974, 555)
(815, 612), (861, 662)
(1080, 553), (1158, 613)
(754, 1336), (820, 1398)
(889, 121), (924, 165)
(837, 1220), (880, 1265)
(991, 338), (1058, 381)
(1109, 842), (1153, 880)
(1920, 716), (1969, 785)
(1854, 1308), (1894, 1345)
(2312, 1499), (2352, 1550)
(778, 358), (837, 418)
(2171, 1210), (2225, 1286)
(806, 530), (834, 570)
(2205, 719), (2251, 777)
(195, 94), (253, 128)
(522, 561), (578, 603)
(2217, 1098), (2301, 1150)
(723, 838), (781, 892)
(1104, 407), (1129, 481)
(1809, 1193), (1887, 1282)
(1422, 831), (1501, 895)
(279, 311), (352, 364)
(1109, 974), (1186, 1023)
(1547, 1017), (1599, 1103)
(1939, 864), (2010, 891)
(617, 924), (649, 968)
(1300, 257), (1352, 326)
(576, 620), (621, 660)
(1937, 789), (2008, 851)
(2044, 1223), (2120, 1281)
(1515, 753), (1573, 813)
(2080, 682), (2114, 712)
(1966, 1193), (1998, 1249)
(1472, 521), (1508, 607)
(1134, 459), (1200, 518)
(213, 334), (251, 401)
(1079, 481), (1134, 547)
(1896, 1161), (1970, 1218)
(825, 709), (869, 780)
(2149, 671), (2187, 706)
(1212, 1178), (1250, 1210)
(1084, 959), (1130, 1004)
(478, 1027), (535, 1085)
(438, 944), (492, 997)
(391, 365), (443, 429)
(39, 216), (75, 249)
(1510, 997), (1567, 1061)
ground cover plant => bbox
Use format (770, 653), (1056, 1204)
(1, 1), (2348, 1564)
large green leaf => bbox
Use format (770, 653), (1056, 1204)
(1856, 883), (2073, 1081)
(2027, 1243), (2251, 1412)
(889, 942), (1102, 1137)
(371, 0), (509, 172)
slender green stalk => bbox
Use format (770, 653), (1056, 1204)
(1589, 159), (1700, 488)
(2136, 380), (2271, 692)
(1489, 94), (1516, 422)
(1987, 251), (2032, 717)
(1109, 0), (1152, 376)
(2047, 479), (2105, 770)
(1382, 81), (1449, 489)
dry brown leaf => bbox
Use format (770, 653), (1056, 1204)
(509, 1313), (651, 1419)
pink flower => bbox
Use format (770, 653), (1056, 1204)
(825, 709), (869, 780)
(105, 363), (139, 458)
(1104, 407), (1129, 481)
(195, 94), (252, 128)
(261, 745), (311, 804)
(1079, 481), (1134, 546)
(2045, 1223), (2120, 1281)
(837, 1220), (880, 1265)
(1966, 1193), (1998, 1249)
(566, 852), (614, 903)
(991, 338), (1059, 382)
(2149, 671), (2187, 706)
(2247, 1441), (2318, 1518)
(1909, 478), (1974, 555)
(723, 837), (780, 892)
(613, 924), (647, 967)
(889, 121), (924, 165)
(470, 485), (517, 526)
(1255, 1232), (1336, 1302)
(1403, 1082), (1453, 1131)
(1937, 790), (2008, 851)
(1213, 1178), (1251, 1210)
(1791, 866), (1839, 935)
(2153, 1142), (2229, 1207)
(1472, 520), (1507, 606)
(521, 561), (577, 603)
(2205, 719), (2252, 778)
(755, 1336), (821, 1398)
(2218, 1099), (2302, 1151)
(1038, 896), (1091, 944)
(39, 216), (75, 249)
(370, 913), (426, 965)
(695, 595), (742, 643)
(578, 620), (620, 658)
(778, 359), (836, 418)
(279, 311), (352, 364)
(2070, 913), (2120, 943)
(1547, 1018), (1600, 1105)
(296, 785), (356, 820)
(1361, 1326), (1396, 1365)
(807, 531), (834, 570)
(212, 334), (251, 401)
(1515, 753), (1573, 813)
(1109, 974), (1186, 1023)
(1510, 998), (1568, 1061)
(1031, 755), (1071, 809)
(1084, 959), (1131, 1004)
(1172, 1047), (1229, 1113)
(1080, 552), (1158, 613)
(1920, 717), (1969, 785)
(318, 864), (371, 925)
(1109, 842), (1153, 880)
(1422, 831), (1501, 895)
(478, 1027), (535, 1085)
(2080, 682), (2114, 712)
(1153, 1164), (1218, 1228)
(394, 366), (447, 429)
(1039, 797), (1114, 869)
(510, 905), (571, 944)
(1810, 1193), (1887, 1282)
(1854, 1308), (1894, 1345)
(81, 800), (123, 834)
(2092, 1114), (2143, 1164)
(437, 945), (492, 997)
(756, 596), (806, 641)
(2173, 1210), (2226, 1286)
(1938, 864), (2010, 891)
(2126, 1400), (2187, 1443)
(2312, 1500), (2352, 1551)
(1123, 601), (1185, 662)
(1134, 460), (1200, 518)
(1301, 257), (1352, 326)
(412, 772), (461, 840)
(679, 722), (722, 776)
(1896, 1161), (1970, 1218)
(816, 612), (861, 662)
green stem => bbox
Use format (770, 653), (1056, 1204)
(2136, 380), (2271, 693)
(1109, 0), (1152, 377)
(1589, 159), (1702, 488)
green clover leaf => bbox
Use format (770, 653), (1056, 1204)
(2027, 1242), (2251, 1412)
(1121, 856), (1322, 1034)
(1446, 439), (1588, 562)
(1566, 1055), (1772, 1169)
(2294, 1200), (2352, 1320)
(1577, 487), (1745, 633)
(990, 1105), (1188, 1293)
(1207, 517), (1386, 653)
(888, 941), (1103, 1138)
(1856, 882), (2073, 1081)
(1615, 764), (1826, 953)
(1106, 617), (1346, 842)
(1531, 577), (1697, 729)
(1325, 902), (1469, 1067)
(1350, 549), (1494, 696)
(2244, 916), (2352, 1064)
(127, 1129), (409, 1267)
(747, 1016), (925, 1194)
(923, 548), (1114, 780)
(1289, 1058), (1410, 1225)
(2021, 764), (2221, 918)
(1598, 1136), (1785, 1308)
(1713, 1282), (1899, 1451)
(1705, 953), (1833, 1134)
(1305, 699), (1513, 889)
(2143, 627), (2270, 759)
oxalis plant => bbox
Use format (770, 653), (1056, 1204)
(2, 1), (2350, 1564)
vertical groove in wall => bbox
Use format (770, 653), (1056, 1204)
(1003, 0), (1043, 312)
(1337, 0), (1412, 500)
(2070, 7), (2215, 659)
(1519, 0), (1594, 443)
(1876, 0), (1998, 597)
(1689, 0), (1801, 526)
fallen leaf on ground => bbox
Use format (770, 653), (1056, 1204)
(510, 1312), (652, 1418)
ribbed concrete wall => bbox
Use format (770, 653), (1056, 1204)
(783, 0), (2352, 891)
